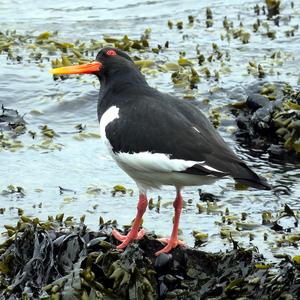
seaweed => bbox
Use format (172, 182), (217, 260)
(1, 216), (300, 299)
(206, 8), (213, 28)
(0, 106), (26, 152)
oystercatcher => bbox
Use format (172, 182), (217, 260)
(51, 48), (271, 255)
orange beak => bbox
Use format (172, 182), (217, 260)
(50, 61), (101, 75)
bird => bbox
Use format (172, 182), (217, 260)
(50, 47), (271, 256)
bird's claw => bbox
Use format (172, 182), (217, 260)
(112, 228), (145, 248)
(155, 237), (185, 256)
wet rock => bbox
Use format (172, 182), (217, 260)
(158, 280), (168, 298)
(246, 93), (269, 110)
(231, 82), (300, 161)
(267, 144), (289, 158)
(236, 113), (250, 131)
(155, 253), (172, 271)
(0, 106), (27, 152)
(198, 189), (219, 202)
(0, 105), (26, 133)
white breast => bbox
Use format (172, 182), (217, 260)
(99, 106), (120, 149)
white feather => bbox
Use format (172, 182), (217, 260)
(201, 164), (225, 173)
(193, 126), (200, 133)
(99, 105), (119, 149)
(114, 151), (204, 173)
(113, 152), (216, 192)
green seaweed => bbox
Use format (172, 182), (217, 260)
(1, 217), (300, 299)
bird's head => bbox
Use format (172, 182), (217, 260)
(50, 47), (142, 85)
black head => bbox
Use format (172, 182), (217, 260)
(95, 47), (133, 63)
(50, 47), (145, 86)
(95, 47), (140, 84)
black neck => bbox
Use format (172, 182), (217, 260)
(97, 64), (149, 120)
(100, 60), (147, 91)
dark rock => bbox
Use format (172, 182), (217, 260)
(159, 280), (168, 298)
(267, 144), (286, 157)
(251, 106), (271, 128)
(86, 236), (107, 250)
(198, 189), (220, 202)
(0, 105), (26, 133)
(232, 82), (300, 161)
(236, 113), (250, 131)
(246, 93), (269, 110)
(155, 253), (172, 270)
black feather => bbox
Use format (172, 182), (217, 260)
(96, 48), (271, 191)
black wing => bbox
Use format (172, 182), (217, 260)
(105, 89), (271, 190)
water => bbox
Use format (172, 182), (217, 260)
(0, 0), (299, 260)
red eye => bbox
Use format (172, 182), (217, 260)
(106, 50), (117, 56)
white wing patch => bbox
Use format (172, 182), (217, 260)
(99, 106), (120, 148)
(201, 164), (225, 173)
(193, 126), (200, 133)
(115, 151), (205, 173)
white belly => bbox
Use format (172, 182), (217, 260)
(114, 155), (218, 193)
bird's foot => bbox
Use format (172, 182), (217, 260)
(112, 228), (145, 249)
(155, 237), (185, 256)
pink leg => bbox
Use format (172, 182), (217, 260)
(155, 189), (185, 256)
(112, 193), (147, 249)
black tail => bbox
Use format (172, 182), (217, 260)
(234, 163), (272, 190)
